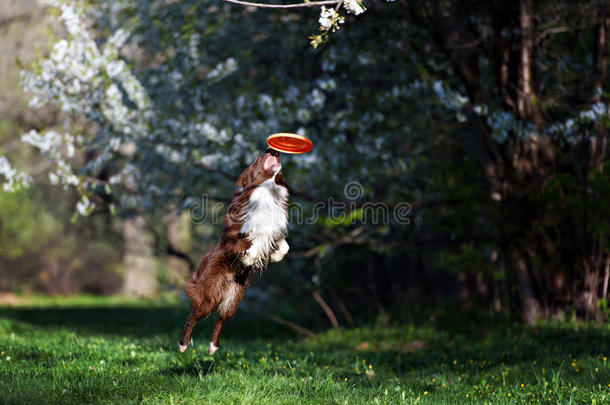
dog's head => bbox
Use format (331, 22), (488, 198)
(236, 148), (282, 188)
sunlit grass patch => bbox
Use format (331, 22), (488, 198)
(0, 297), (609, 404)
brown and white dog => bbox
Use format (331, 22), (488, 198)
(179, 148), (289, 355)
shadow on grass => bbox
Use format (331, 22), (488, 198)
(302, 317), (610, 386)
(0, 305), (295, 341)
(162, 359), (216, 378)
(1, 303), (609, 383)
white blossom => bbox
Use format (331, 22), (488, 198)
(319, 7), (334, 29)
(309, 89), (326, 108)
(207, 58), (238, 81)
(188, 33), (200, 61)
(106, 60), (125, 78)
(22, 130), (62, 154)
(49, 172), (60, 185)
(200, 153), (223, 167)
(259, 94), (274, 111)
(432, 80), (469, 111)
(317, 78), (336, 92)
(319, 7), (344, 31)
(343, 0), (366, 15)
(0, 156), (14, 178)
(76, 195), (91, 216)
(297, 108), (312, 123)
(0, 156), (31, 191)
(106, 28), (130, 50)
(108, 174), (122, 185)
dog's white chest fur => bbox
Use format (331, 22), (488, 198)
(240, 177), (288, 267)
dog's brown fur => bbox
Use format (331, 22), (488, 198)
(179, 148), (289, 355)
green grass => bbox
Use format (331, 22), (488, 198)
(0, 296), (609, 404)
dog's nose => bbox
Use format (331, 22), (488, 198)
(265, 147), (279, 156)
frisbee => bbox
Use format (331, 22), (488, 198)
(267, 133), (313, 154)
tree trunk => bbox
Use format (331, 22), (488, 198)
(518, 0), (544, 127)
(593, 2), (609, 169)
(594, 1), (608, 100)
(509, 249), (542, 325)
(458, 271), (472, 310)
(164, 211), (193, 286)
(581, 262), (601, 321)
(122, 216), (157, 297)
(602, 256), (610, 299)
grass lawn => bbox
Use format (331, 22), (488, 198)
(0, 296), (609, 404)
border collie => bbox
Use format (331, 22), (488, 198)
(179, 148), (289, 355)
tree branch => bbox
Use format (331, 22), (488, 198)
(311, 290), (339, 328)
(535, 24), (595, 45)
(293, 227), (365, 258)
(265, 313), (316, 338)
(328, 285), (355, 327)
(0, 13), (31, 29)
(223, 0), (340, 8)
(166, 245), (196, 270)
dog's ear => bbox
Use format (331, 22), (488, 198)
(236, 156), (264, 188)
(236, 166), (253, 188)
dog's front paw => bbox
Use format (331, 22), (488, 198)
(242, 252), (256, 267)
(270, 240), (289, 262)
(208, 341), (218, 356)
(270, 251), (283, 262)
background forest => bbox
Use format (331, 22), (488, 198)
(2, 0), (610, 327)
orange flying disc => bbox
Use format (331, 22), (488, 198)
(267, 133), (313, 154)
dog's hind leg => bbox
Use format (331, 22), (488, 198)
(208, 316), (227, 355)
(209, 282), (244, 355)
(179, 309), (204, 352)
(179, 278), (213, 352)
